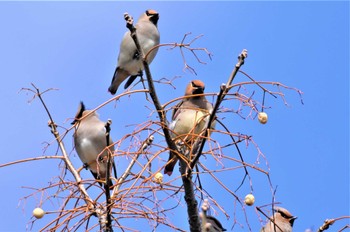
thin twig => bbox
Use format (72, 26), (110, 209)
(112, 135), (154, 196)
(188, 49), (248, 175)
(317, 216), (350, 232)
(30, 84), (94, 210)
(0, 156), (64, 168)
(215, 119), (252, 192)
(256, 206), (283, 232)
(238, 70), (277, 99)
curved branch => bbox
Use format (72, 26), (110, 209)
(0, 156), (64, 168)
(317, 216), (350, 232)
(188, 49), (248, 174)
(30, 84), (94, 210)
(123, 12), (178, 162)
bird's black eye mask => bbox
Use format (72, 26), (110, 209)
(277, 210), (291, 219)
(275, 209), (297, 226)
(191, 81), (205, 90)
(191, 81), (205, 95)
(145, 10), (159, 25)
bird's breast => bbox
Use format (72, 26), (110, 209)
(76, 138), (101, 163)
(172, 109), (208, 137)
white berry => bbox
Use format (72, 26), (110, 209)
(33, 207), (45, 219)
(244, 194), (255, 206)
(154, 172), (163, 184)
(258, 112), (268, 124)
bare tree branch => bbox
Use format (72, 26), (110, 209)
(101, 119), (113, 232)
(123, 12), (178, 166)
(112, 135), (154, 196)
(0, 156), (64, 168)
(317, 216), (350, 232)
(11, 10), (306, 231)
(29, 84), (94, 210)
(188, 49), (248, 175)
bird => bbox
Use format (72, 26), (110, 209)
(72, 102), (116, 187)
(108, 9), (160, 95)
(205, 215), (227, 232)
(261, 207), (297, 232)
(164, 80), (215, 176)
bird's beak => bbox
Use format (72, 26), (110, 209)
(290, 216), (297, 227)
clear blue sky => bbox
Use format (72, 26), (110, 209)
(0, 1), (348, 231)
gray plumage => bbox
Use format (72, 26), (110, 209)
(108, 9), (160, 95)
(164, 80), (214, 176)
(72, 102), (115, 187)
(261, 207), (297, 232)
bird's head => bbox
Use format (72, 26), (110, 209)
(139, 9), (159, 26)
(71, 102), (97, 125)
(274, 207), (297, 227)
(185, 80), (205, 97)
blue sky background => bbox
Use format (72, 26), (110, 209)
(0, 1), (349, 231)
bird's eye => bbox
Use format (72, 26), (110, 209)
(279, 211), (291, 219)
(191, 81), (202, 88)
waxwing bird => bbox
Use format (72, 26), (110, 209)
(164, 80), (215, 176)
(72, 102), (116, 187)
(108, 9), (160, 95)
(261, 207), (297, 232)
(205, 216), (227, 232)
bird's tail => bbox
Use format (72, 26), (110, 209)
(108, 67), (130, 95)
(164, 151), (178, 176)
(123, 74), (140, 89)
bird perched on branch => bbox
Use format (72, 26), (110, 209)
(164, 80), (215, 176)
(108, 9), (160, 95)
(261, 207), (297, 232)
(72, 102), (116, 187)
